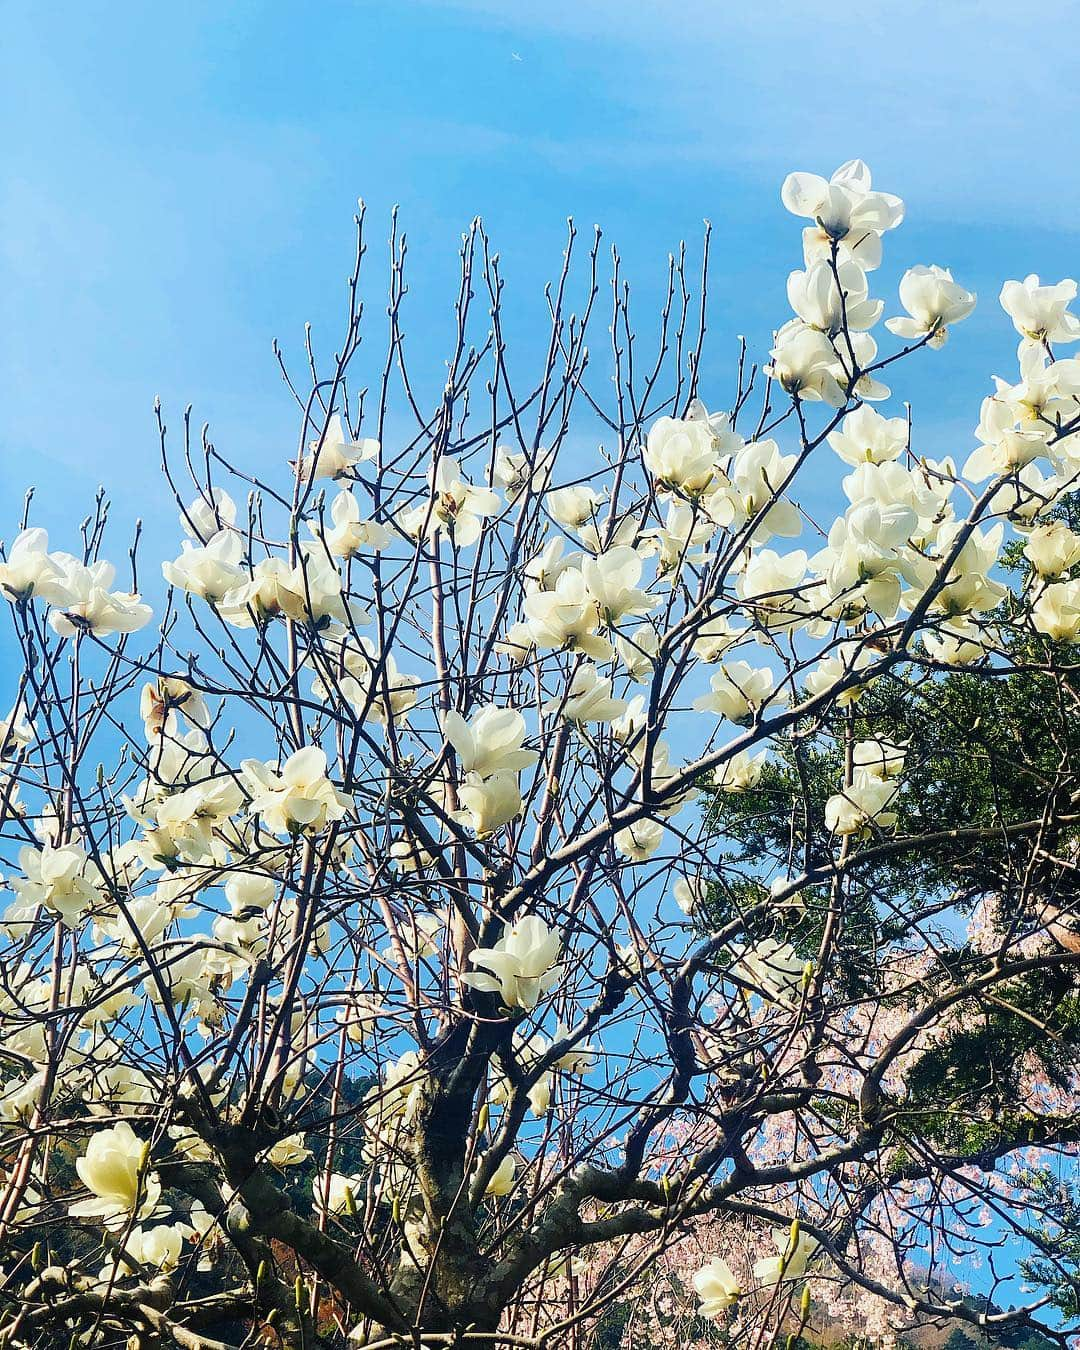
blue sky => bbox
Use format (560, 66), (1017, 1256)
(4, 0), (1080, 544)
(3, 1), (1078, 1312)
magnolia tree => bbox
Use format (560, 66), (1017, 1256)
(2, 160), (1080, 1350)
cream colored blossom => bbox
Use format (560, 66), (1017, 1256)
(241, 746), (353, 836)
(464, 915), (561, 1011)
(71, 1122), (161, 1229)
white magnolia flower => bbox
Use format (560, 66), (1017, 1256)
(493, 446), (552, 500)
(684, 396), (743, 452)
(92, 882), (185, 950)
(781, 159), (903, 270)
(454, 771), (524, 836)
(181, 488), (237, 541)
(0, 529), (71, 603)
(753, 1227), (821, 1287)
(631, 739), (697, 818)
(963, 426), (1050, 483)
(644, 499), (716, 574)
(162, 530), (246, 602)
(1000, 275), (1080, 352)
(1024, 521), (1080, 578)
(224, 870), (276, 912)
(214, 911), (266, 952)
(812, 500), (916, 621)
(579, 514), (640, 557)
(974, 358), (1075, 449)
(297, 413), (379, 481)
(313, 1170), (363, 1217)
(0, 1073), (47, 1123)
(399, 456), (500, 547)
(14, 842), (100, 927)
(487, 1030), (553, 1116)
(614, 816), (665, 860)
(548, 664), (627, 723)
(991, 462), (1070, 525)
(464, 914), (561, 1011)
(766, 323), (845, 407)
(885, 266), (976, 348)
(730, 439), (803, 539)
(48, 557), (152, 637)
(314, 489), (390, 558)
(119, 1222), (189, 1272)
(693, 1256), (741, 1318)
(443, 705), (538, 779)
(827, 405), (908, 467)
(787, 258), (882, 334)
(220, 548), (359, 629)
(389, 837), (436, 874)
(153, 775), (245, 849)
(611, 693), (647, 745)
(804, 642), (878, 705)
(616, 625), (659, 680)
(370, 1050), (428, 1130)
(310, 631), (417, 723)
(70, 1122), (161, 1229)
(0, 710), (34, 758)
(614, 940), (643, 976)
(391, 831), (437, 874)
(673, 875), (708, 916)
(551, 1025), (599, 1074)
(825, 775), (899, 836)
(484, 1154), (517, 1197)
(842, 459), (952, 545)
(713, 748), (768, 792)
(581, 546), (658, 626)
(691, 615), (748, 663)
(383, 914), (443, 964)
(913, 521), (1006, 617)
(339, 991), (386, 1046)
(524, 537), (580, 591)
(732, 938), (806, 1002)
(923, 617), (994, 666)
(139, 677), (209, 740)
(494, 621), (537, 664)
(79, 983), (140, 1028)
(547, 484), (605, 530)
(851, 738), (907, 782)
(1032, 578), (1080, 643)
(736, 548), (810, 628)
(644, 416), (721, 495)
(523, 567), (613, 662)
(240, 746), (353, 836)
(693, 661), (778, 724)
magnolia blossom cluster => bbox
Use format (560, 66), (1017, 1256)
(68, 1121), (212, 1275)
(0, 156), (1078, 1348)
(769, 161), (973, 401)
(0, 529), (151, 636)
